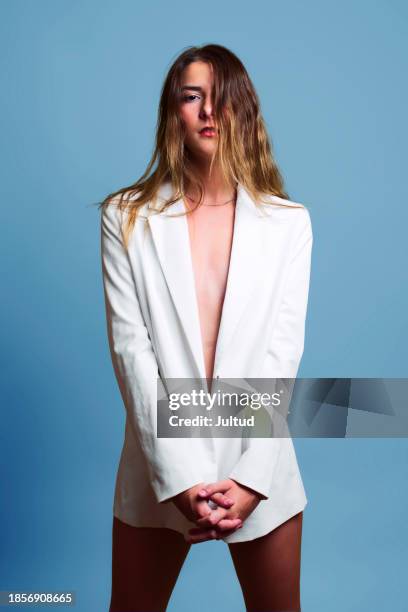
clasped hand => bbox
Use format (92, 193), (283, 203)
(170, 478), (263, 543)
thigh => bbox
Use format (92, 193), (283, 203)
(109, 516), (191, 612)
(228, 511), (303, 612)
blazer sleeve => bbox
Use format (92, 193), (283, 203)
(100, 201), (214, 504)
(228, 207), (313, 500)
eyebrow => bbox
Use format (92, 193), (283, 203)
(181, 85), (204, 92)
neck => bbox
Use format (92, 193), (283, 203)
(184, 160), (236, 204)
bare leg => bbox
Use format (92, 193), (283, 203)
(228, 511), (303, 612)
(109, 516), (191, 612)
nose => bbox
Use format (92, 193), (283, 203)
(199, 96), (213, 120)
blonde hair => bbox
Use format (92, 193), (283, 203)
(98, 43), (300, 249)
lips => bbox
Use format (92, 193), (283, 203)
(199, 127), (216, 134)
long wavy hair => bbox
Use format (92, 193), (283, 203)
(98, 43), (298, 250)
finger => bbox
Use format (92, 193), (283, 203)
(213, 525), (243, 540)
(188, 520), (242, 535)
(197, 480), (232, 497)
(186, 528), (219, 544)
(187, 522), (243, 543)
(214, 518), (242, 531)
(195, 507), (228, 528)
(196, 507), (212, 520)
(210, 492), (234, 508)
(195, 500), (216, 520)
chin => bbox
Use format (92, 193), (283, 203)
(187, 146), (216, 161)
(199, 150), (216, 163)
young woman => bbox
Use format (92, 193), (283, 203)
(100, 44), (313, 612)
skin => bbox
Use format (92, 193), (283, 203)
(179, 60), (234, 202)
(110, 512), (303, 611)
(110, 60), (304, 611)
(171, 60), (262, 543)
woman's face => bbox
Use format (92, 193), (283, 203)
(179, 61), (218, 160)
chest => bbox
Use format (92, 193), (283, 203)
(186, 205), (235, 299)
(133, 199), (300, 380)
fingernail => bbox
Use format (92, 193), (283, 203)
(199, 489), (208, 496)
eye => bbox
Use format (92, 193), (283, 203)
(182, 94), (200, 102)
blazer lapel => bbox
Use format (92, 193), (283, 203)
(147, 180), (265, 381)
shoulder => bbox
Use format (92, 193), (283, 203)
(101, 190), (149, 231)
(257, 193), (313, 237)
(101, 195), (120, 230)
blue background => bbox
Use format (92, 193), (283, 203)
(1, 0), (407, 610)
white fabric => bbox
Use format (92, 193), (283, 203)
(100, 180), (313, 543)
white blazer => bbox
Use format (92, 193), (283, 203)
(101, 179), (313, 543)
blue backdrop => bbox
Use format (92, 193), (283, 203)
(1, 1), (407, 610)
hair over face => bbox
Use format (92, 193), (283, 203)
(99, 43), (295, 249)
